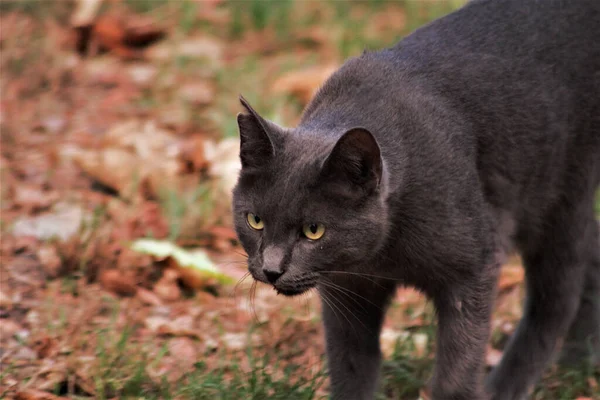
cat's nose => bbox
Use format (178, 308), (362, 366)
(262, 246), (286, 283)
(263, 268), (283, 283)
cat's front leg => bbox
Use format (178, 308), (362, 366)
(319, 278), (396, 400)
(430, 274), (497, 400)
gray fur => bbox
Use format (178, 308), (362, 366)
(232, 0), (600, 399)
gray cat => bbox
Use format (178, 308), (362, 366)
(232, 0), (600, 399)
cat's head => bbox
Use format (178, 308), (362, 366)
(232, 97), (389, 296)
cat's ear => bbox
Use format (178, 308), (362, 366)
(321, 127), (383, 194)
(237, 95), (276, 169)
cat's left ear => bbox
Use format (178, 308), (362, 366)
(321, 127), (383, 194)
(237, 96), (278, 170)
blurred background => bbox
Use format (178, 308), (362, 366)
(0, 1), (598, 399)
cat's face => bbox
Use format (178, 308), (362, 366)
(232, 97), (388, 296)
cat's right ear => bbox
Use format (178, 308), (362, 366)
(321, 127), (383, 196)
(237, 96), (274, 169)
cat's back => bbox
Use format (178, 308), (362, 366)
(301, 0), (599, 228)
(395, 0), (600, 74)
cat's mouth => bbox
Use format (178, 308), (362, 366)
(271, 278), (317, 297)
(274, 286), (308, 296)
(251, 270), (317, 297)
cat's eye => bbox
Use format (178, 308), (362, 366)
(247, 213), (264, 230)
(302, 223), (325, 240)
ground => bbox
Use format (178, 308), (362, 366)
(0, 1), (598, 399)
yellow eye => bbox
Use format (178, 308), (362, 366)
(247, 213), (264, 230)
(303, 223), (325, 240)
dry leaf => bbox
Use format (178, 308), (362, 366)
(92, 14), (165, 59)
(177, 81), (215, 105)
(136, 287), (163, 306)
(13, 185), (58, 211)
(71, 0), (103, 27)
(380, 327), (408, 358)
(37, 245), (62, 278)
(497, 264), (524, 291)
(486, 346), (503, 367)
(16, 389), (70, 400)
(12, 202), (85, 241)
(154, 269), (182, 302)
(99, 269), (137, 296)
(413, 333), (428, 357)
(168, 337), (198, 369)
(271, 64), (338, 104)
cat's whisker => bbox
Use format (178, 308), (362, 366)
(232, 271), (251, 300)
(319, 288), (365, 337)
(317, 289), (346, 334)
(318, 279), (382, 313)
(248, 280), (261, 324)
(231, 249), (249, 258)
(320, 270), (397, 288)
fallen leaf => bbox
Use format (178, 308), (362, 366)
(177, 81), (215, 106)
(380, 327), (408, 358)
(99, 269), (137, 296)
(154, 269), (182, 302)
(177, 35), (223, 68)
(413, 333), (429, 357)
(0, 289), (14, 308)
(12, 202), (86, 241)
(32, 336), (57, 359)
(271, 64), (338, 104)
(180, 135), (209, 172)
(36, 245), (62, 278)
(16, 389), (70, 400)
(168, 337), (198, 368)
(13, 184), (58, 212)
(0, 319), (22, 339)
(136, 287), (163, 306)
(71, 0), (103, 27)
(486, 346), (503, 367)
(418, 387), (432, 400)
(92, 14), (165, 59)
(221, 332), (248, 351)
(127, 63), (158, 88)
(131, 239), (234, 287)
(204, 138), (241, 224)
(497, 264), (524, 291)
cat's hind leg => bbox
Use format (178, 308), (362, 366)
(560, 220), (600, 367)
(485, 205), (594, 400)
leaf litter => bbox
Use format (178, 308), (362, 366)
(0, 1), (597, 399)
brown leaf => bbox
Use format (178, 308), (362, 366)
(70, 147), (140, 198)
(71, 0), (103, 27)
(32, 336), (57, 359)
(0, 318), (22, 339)
(419, 387), (432, 400)
(37, 245), (62, 278)
(99, 269), (137, 296)
(486, 346), (503, 367)
(271, 64), (338, 104)
(168, 337), (198, 368)
(136, 287), (163, 306)
(180, 135), (209, 172)
(16, 389), (70, 400)
(497, 264), (524, 291)
(92, 14), (164, 59)
(177, 81), (215, 106)
(13, 185), (58, 212)
(153, 269), (182, 302)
